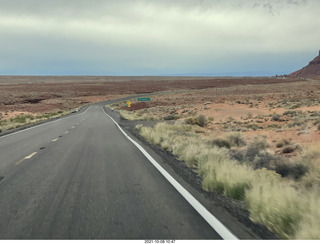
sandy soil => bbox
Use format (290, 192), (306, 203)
(120, 77), (320, 157)
(2, 75), (320, 155)
(0, 75), (301, 120)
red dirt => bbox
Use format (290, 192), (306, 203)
(0, 76), (301, 120)
(119, 77), (320, 156)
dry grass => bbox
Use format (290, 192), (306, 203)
(120, 110), (159, 121)
(0, 110), (70, 132)
(137, 122), (320, 239)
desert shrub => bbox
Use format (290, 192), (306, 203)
(255, 113), (265, 119)
(12, 116), (26, 124)
(120, 110), (156, 121)
(207, 138), (231, 149)
(135, 124), (143, 131)
(309, 111), (320, 117)
(245, 169), (304, 239)
(246, 167), (320, 239)
(252, 151), (282, 170)
(276, 139), (290, 148)
(185, 117), (197, 125)
(138, 122), (320, 239)
(226, 116), (234, 122)
(198, 147), (253, 200)
(163, 114), (178, 120)
(282, 145), (296, 154)
(228, 136), (280, 170)
(196, 114), (207, 127)
(245, 124), (259, 131)
(275, 162), (308, 180)
(294, 192), (320, 239)
(249, 136), (269, 151)
(283, 110), (297, 116)
(272, 113), (281, 121)
(236, 137), (280, 170)
(227, 133), (246, 147)
(267, 124), (280, 129)
(185, 115), (207, 127)
(290, 103), (302, 109)
(317, 124), (320, 131)
(298, 143), (320, 192)
(229, 149), (246, 162)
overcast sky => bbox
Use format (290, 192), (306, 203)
(0, 0), (319, 76)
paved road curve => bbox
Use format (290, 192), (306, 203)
(0, 105), (222, 239)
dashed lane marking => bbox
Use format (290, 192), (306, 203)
(15, 152), (38, 165)
(52, 138), (59, 142)
(64, 131), (69, 134)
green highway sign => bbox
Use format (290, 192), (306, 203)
(137, 98), (151, 101)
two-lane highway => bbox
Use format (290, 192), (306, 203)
(0, 104), (223, 239)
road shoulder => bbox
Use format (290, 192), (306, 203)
(103, 107), (278, 240)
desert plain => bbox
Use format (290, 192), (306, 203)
(1, 75), (320, 239)
(2, 75), (320, 158)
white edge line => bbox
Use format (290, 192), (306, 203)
(0, 106), (92, 139)
(103, 108), (239, 240)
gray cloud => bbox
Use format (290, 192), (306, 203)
(0, 0), (319, 75)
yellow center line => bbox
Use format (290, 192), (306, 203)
(52, 138), (59, 142)
(15, 152), (38, 165)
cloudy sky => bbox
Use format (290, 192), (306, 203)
(0, 0), (319, 76)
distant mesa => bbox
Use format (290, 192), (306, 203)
(289, 50), (320, 78)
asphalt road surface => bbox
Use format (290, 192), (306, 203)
(0, 104), (225, 239)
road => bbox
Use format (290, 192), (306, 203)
(0, 104), (227, 239)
